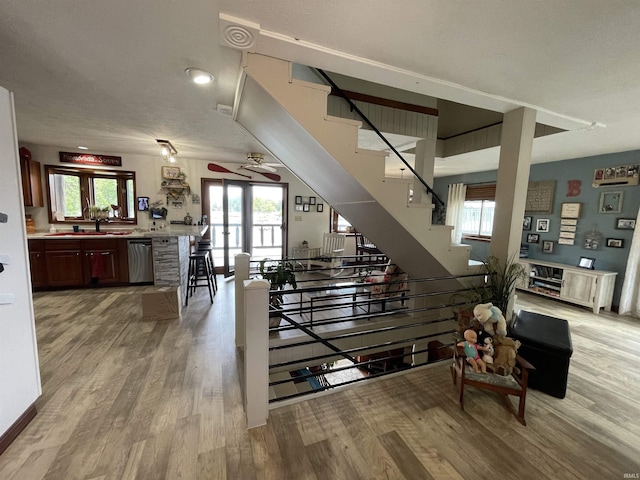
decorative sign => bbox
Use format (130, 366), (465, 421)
(560, 202), (582, 218)
(59, 151), (122, 167)
(566, 180), (582, 197)
(525, 181), (556, 213)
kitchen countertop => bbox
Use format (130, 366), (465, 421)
(27, 225), (208, 240)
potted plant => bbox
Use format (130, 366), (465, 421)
(455, 254), (526, 329)
(258, 259), (297, 327)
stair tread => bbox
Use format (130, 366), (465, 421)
(291, 78), (331, 93)
(325, 114), (362, 128)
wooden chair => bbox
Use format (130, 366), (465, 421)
(451, 345), (535, 425)
(307, 233), (345, 277)
(355, 233), (387, 264)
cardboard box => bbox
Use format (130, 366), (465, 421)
(142, 286), (181, 321)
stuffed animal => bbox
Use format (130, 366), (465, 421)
(492, 335), (521, 376)
(473, 302), (508, 336)
(482, 337), (494, 365)
(457, 329), (487, 373)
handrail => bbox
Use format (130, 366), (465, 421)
(316, 68), (445, 209)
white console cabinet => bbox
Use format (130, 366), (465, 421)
(517, 259), (617, 314)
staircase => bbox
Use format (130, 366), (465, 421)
(234, 53), (473, 278)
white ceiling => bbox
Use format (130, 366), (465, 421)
(2, 1), (640, 178)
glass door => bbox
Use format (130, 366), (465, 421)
(202, 178), (287, 278)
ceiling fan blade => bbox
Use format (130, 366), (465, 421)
(243, 168), (281, 182)
(208, 163), (252, 179)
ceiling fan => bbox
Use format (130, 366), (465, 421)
(239, 153), (280, 173)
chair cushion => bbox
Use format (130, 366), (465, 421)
(464, 366), (522, 391)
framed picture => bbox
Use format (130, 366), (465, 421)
(578, 257), (595, 270)
(526, 233), (539, 244)
(560, 218), (578, 226)
(523, 216), (532, 231)
(606, 238), (624, 248)
(616, 218), (636, 230)
(309, 196), (316, 205)
(171, 200), (183, 209)
(317, 203), (324, 212)
(560, 225), (577, 232)
(559, 231), (576, 239)
(295, 196), (302, 205)
(599, 191), (623, 214)
(558, 237), (575, 245)
(294, 204), (303, 211)
(542, 240), (554, 253)
(560, 202), (582, 218)
(536, 218), (550, 232)
(303, 203), (310, 212)
(137, 196), (150, 211)
(162, 166), (180, 179)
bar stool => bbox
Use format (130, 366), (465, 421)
(196, 240), (218, 294)
(185, 251), (214, 306)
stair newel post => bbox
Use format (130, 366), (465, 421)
(234, 253), (251, 349)
(244, 278), (270, 429)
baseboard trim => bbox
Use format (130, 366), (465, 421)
(0, 403), (37, 455)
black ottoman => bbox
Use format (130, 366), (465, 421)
(510, 310), (573, 399)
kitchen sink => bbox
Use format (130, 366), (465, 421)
(45, 231), (133, 236)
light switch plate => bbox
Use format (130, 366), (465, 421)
(0, 293), (15, 304)
(0, 254), (11, 265)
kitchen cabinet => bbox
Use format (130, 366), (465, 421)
(19, 149), (43, 207)
(44, 240), (84, 287)
(517, 259), (617, 314)
(27, 239), (47, 288)
(81, 239), (123, 285)
(31, 238), (129, 289)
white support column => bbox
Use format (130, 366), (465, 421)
(234, 253), (251, 349)
(244, 278), (270, 429)
(490, 107), (536, 261)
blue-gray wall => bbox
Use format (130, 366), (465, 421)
(433, 149), (640, 309)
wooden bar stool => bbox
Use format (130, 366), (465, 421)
(196, 240), (218, 294)
(185, 251), (214, 306)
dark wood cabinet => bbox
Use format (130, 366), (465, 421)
(81, 239), (121, 284)
(27, 240), (47, 288)
(30, 238), (129, 289)
(20, 156), (43, 208)
(44, 239), (83, 287)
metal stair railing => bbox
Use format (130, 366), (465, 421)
(316, 68), (445, 209)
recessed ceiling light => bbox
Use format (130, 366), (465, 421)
(77, 146), (88, 150)
(185, 68), (214, 85)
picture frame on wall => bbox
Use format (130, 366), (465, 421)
(558, 237), (575, 245)
(317, 203), (324, 212)
(598, 191), (623, 214)
(560, 218), (578, 226)
(295, 204), (303, 211)
(536, 218), (550, 232)
(542, 240), (554, 253)
(161, 166), (180, 179)
(309, 196), (316, 205)
(303, 203), (310, 212)
(137, 196), (150, 211)
(606, 238), (624, 248)
(523, 216), (532, 231)
(616, 218), (636, 230)
(526, 233), (539, 243)
(295, 196), (302, 205)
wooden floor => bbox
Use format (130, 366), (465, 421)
(1, 280), (640, 479)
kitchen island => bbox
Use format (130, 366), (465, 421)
(27, 225), (208, 295)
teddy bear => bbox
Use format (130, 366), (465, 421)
(482, 337), (494, 365)
(492, 335), (521, 376)
(473, 302), (508, 336)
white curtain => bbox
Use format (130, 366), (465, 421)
(619, 207), (640, 318)
(445, 183), (467, 244)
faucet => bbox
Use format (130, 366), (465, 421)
(95, 218), (110, 232)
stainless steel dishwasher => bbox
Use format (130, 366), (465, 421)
(128, 239), (154, 284)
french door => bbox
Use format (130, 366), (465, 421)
(202, 178), (287, 277)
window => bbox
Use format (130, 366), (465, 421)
(330, 208), (352, 233)
(461, 184), (496, 240)
(45, 165), (136, 224)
